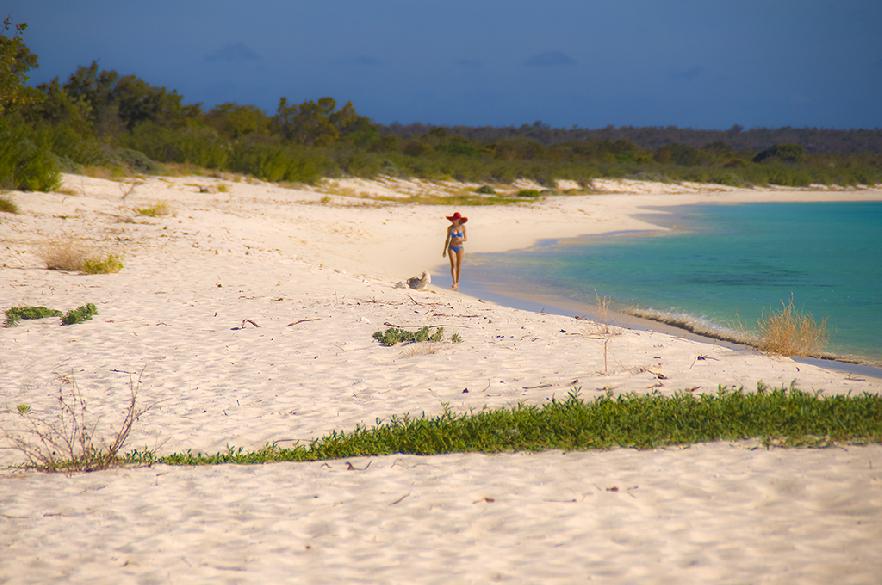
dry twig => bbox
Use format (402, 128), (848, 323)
(2, 373), (153, 472)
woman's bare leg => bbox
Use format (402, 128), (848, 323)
(454, 249), (464, 288)
(448, 251), (457, 288)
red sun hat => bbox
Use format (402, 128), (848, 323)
(446, 211), (468, 223)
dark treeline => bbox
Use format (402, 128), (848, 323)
(386, 123), (882, 155)
(2, 20), (881, 192)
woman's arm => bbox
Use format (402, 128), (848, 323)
(442, 229), (451, 257)
(462, 225), (468, 242)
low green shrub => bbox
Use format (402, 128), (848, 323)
(475, 184), (496, 194)
(0, 118), (61, 191)
(61, 303), (98, 325)
(516, 189), (542, 198)
(81, 255), (124, 274)
(372, 326), (446, 346)
(4, 306), (62, 327)
(0, 196), (18, 214)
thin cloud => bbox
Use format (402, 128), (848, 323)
(204, 43), (262, 63)
(524, 51), (577, 67)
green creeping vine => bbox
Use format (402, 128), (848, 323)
(126, 386), (882, 466)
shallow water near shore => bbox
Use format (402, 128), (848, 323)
(447, 201), (882, 364)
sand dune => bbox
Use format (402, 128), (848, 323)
(1, 174), (881, 584)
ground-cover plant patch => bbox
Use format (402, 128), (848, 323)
(129, 386), (882, 466)
(61, 303), (98, 326)
(4, 306), (62, 327)
(372, 326), (447, 346)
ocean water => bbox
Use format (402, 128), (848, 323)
(465, 202), (882, 362)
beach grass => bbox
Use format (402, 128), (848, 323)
(757, 297), (828, 357)
(135, 201), (171, 217)
(42, 240), (89, 271)
(320, 184), (541, 207)
(127, 386), (882, 467)
(42, 240), (123, 274)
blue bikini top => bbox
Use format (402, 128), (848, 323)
(451, 230), (463, 239)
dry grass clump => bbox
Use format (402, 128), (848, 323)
(2, 374), (152, 472)
(135, 200), (171, 217)
(757, 296), (828, 357)
(42, 240), (90, 271)
(42, 240), (124, 274)
(0, 195), (19, 214)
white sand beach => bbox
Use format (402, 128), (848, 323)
(1, 175), (881, 584)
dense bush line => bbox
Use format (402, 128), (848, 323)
(3, 19), (881, 191)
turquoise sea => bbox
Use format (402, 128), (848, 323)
(458, 202), (882, 363)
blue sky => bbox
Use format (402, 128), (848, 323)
(8, 0), (882, 128)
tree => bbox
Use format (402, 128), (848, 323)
(32, 78), (93, 132)
(753, 144), (805, 164)
(63, 62), (199, 134)
(0, 17), (39, 114)
(206, 103), (270, 139)
(273, 96), (374, 147)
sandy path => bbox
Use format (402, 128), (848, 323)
(1, 175), (881, 584)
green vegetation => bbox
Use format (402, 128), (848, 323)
(516, 189), (542, 198)
(41, 240), (124, 274)
(61, 303), (97, 325)
(127, 387), (882, 466)
(0, 195), (18, 213)
(0, 18), (61, 191)
(372, 326), (447, 346)
(475, 184), (496, 194)
(2, 20), (881, 193)
(81, 254), (124, 274)
(135, 201), (171, 216)
(4, 305), (62, 327)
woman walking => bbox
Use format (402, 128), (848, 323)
(442, 212), (468, 289)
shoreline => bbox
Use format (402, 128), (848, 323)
(431, 198), (882, 375)
(439, 265), (882, 379)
